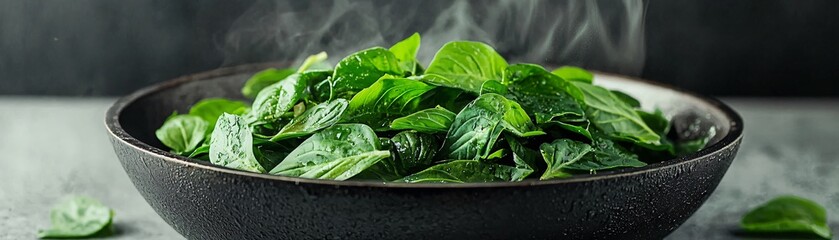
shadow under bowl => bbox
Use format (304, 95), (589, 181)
(105, 63), (743, 240)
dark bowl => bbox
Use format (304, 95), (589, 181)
(105, 63), (743, 240)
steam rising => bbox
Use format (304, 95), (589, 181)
(222, 0), (646, 75)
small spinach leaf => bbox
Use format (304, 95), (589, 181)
(389, 32), (421, 75)
(328, 47), (405, 99)
(390, 106), (456, 133)
(37, 196), (114, 239)
(271, 99), (349, 141)
(270, 124), (387, 180)
(209, 113), (265, 173)
(422, 41), (508, 93)
(741, 196), (832, 239)
(539, 139), (594, 180)
(297, 51), (328, 73)
(441, 93), (544, 160)
(504, 64), (585, 124)
(400, 160), (516, 183)
(155, 114), (208, 155)
(250, 71), (330, 124)
(551, 66), (593, 84)
(564, 137), (647, 171)
(507, 136), (540, 181)
(635, 109), (676, 154)
(362, 131), (440, 180)
(241, 68), (296, 99)
(188, 98), (248, 131)
(188, 142), (211, 160)
(573, 82), (661, 145)
(343, 77), (436, 129)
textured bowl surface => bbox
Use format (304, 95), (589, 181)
(105, 63), (743, 240)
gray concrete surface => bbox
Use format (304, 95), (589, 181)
(1, 97), (837, 240)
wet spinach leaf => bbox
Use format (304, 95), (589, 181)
(389, 32), (421, 75)
(440, 93), (544, 160)
(38, 196), (114, 239)
(400, 160), (517, 183)
(250, 71), (330, 124)
(343, 77), (436, 129)
(421, 41), (508, 93)
(271, 99), (349, 141)
(741, 196), (832, 239)
(360, 131), (440, 180)
(209, 113), (265, 173)
(564, 137), (647, 171)
(390, 106), (456, 133)
(155, 114), (208, 155)
(327, 47), (405, 100)
(507, 136), (540, 181)
(480, 80), (508, 95)
(573, 82), (661, 145)
(539, 139), (594, 180)
(504, 64), (585, 124)
(270, 124), (389, 180)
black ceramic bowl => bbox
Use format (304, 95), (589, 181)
(105, 63), (743, 240)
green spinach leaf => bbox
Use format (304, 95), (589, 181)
(390, 106), (456, 133)
(270, 124), (388, 180)
(361, 131), (440, 180)
(480, 80), (508, 95)
(188, 98), (248, 131)
(297, 51), (328, 73)
(400, 160), (517, 183)
(241, 68), (296, 99)
(389, 32), (421, 75)
(441, 93), (544, 160)
(38, 196), (114, 239)
(250, 71), (330, 124)
(539, 139), (594, 180)
(551, 66), (594, 84)
(328, 47), (405, 99)
(573, 82), (661, 145)
(421, 41), (508, 93)
(564, 137), (647, 171)
(271, 99), (349, 141)
(343, 77), (436, 129)
(507, 136), (540, 181)
(209, 113), (265, 173)
(741, 196), (832, 239)
(155, 114), (208, 155)
(504, 64), (585, 124)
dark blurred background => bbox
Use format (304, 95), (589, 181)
(1, 0), (837, 97)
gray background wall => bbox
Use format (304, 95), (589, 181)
(1, 0), (837, 96)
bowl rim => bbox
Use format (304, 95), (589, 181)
(105, 63), (744, 189)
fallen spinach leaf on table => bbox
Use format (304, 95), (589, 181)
(38, 196), (114, 239)
(741, 195), (832, 239)
(153, 33), (714, 182)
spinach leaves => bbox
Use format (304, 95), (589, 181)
(154, 34), (710, 183)
(38, 196), (114, 239)
(741, 196), (832, 239)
